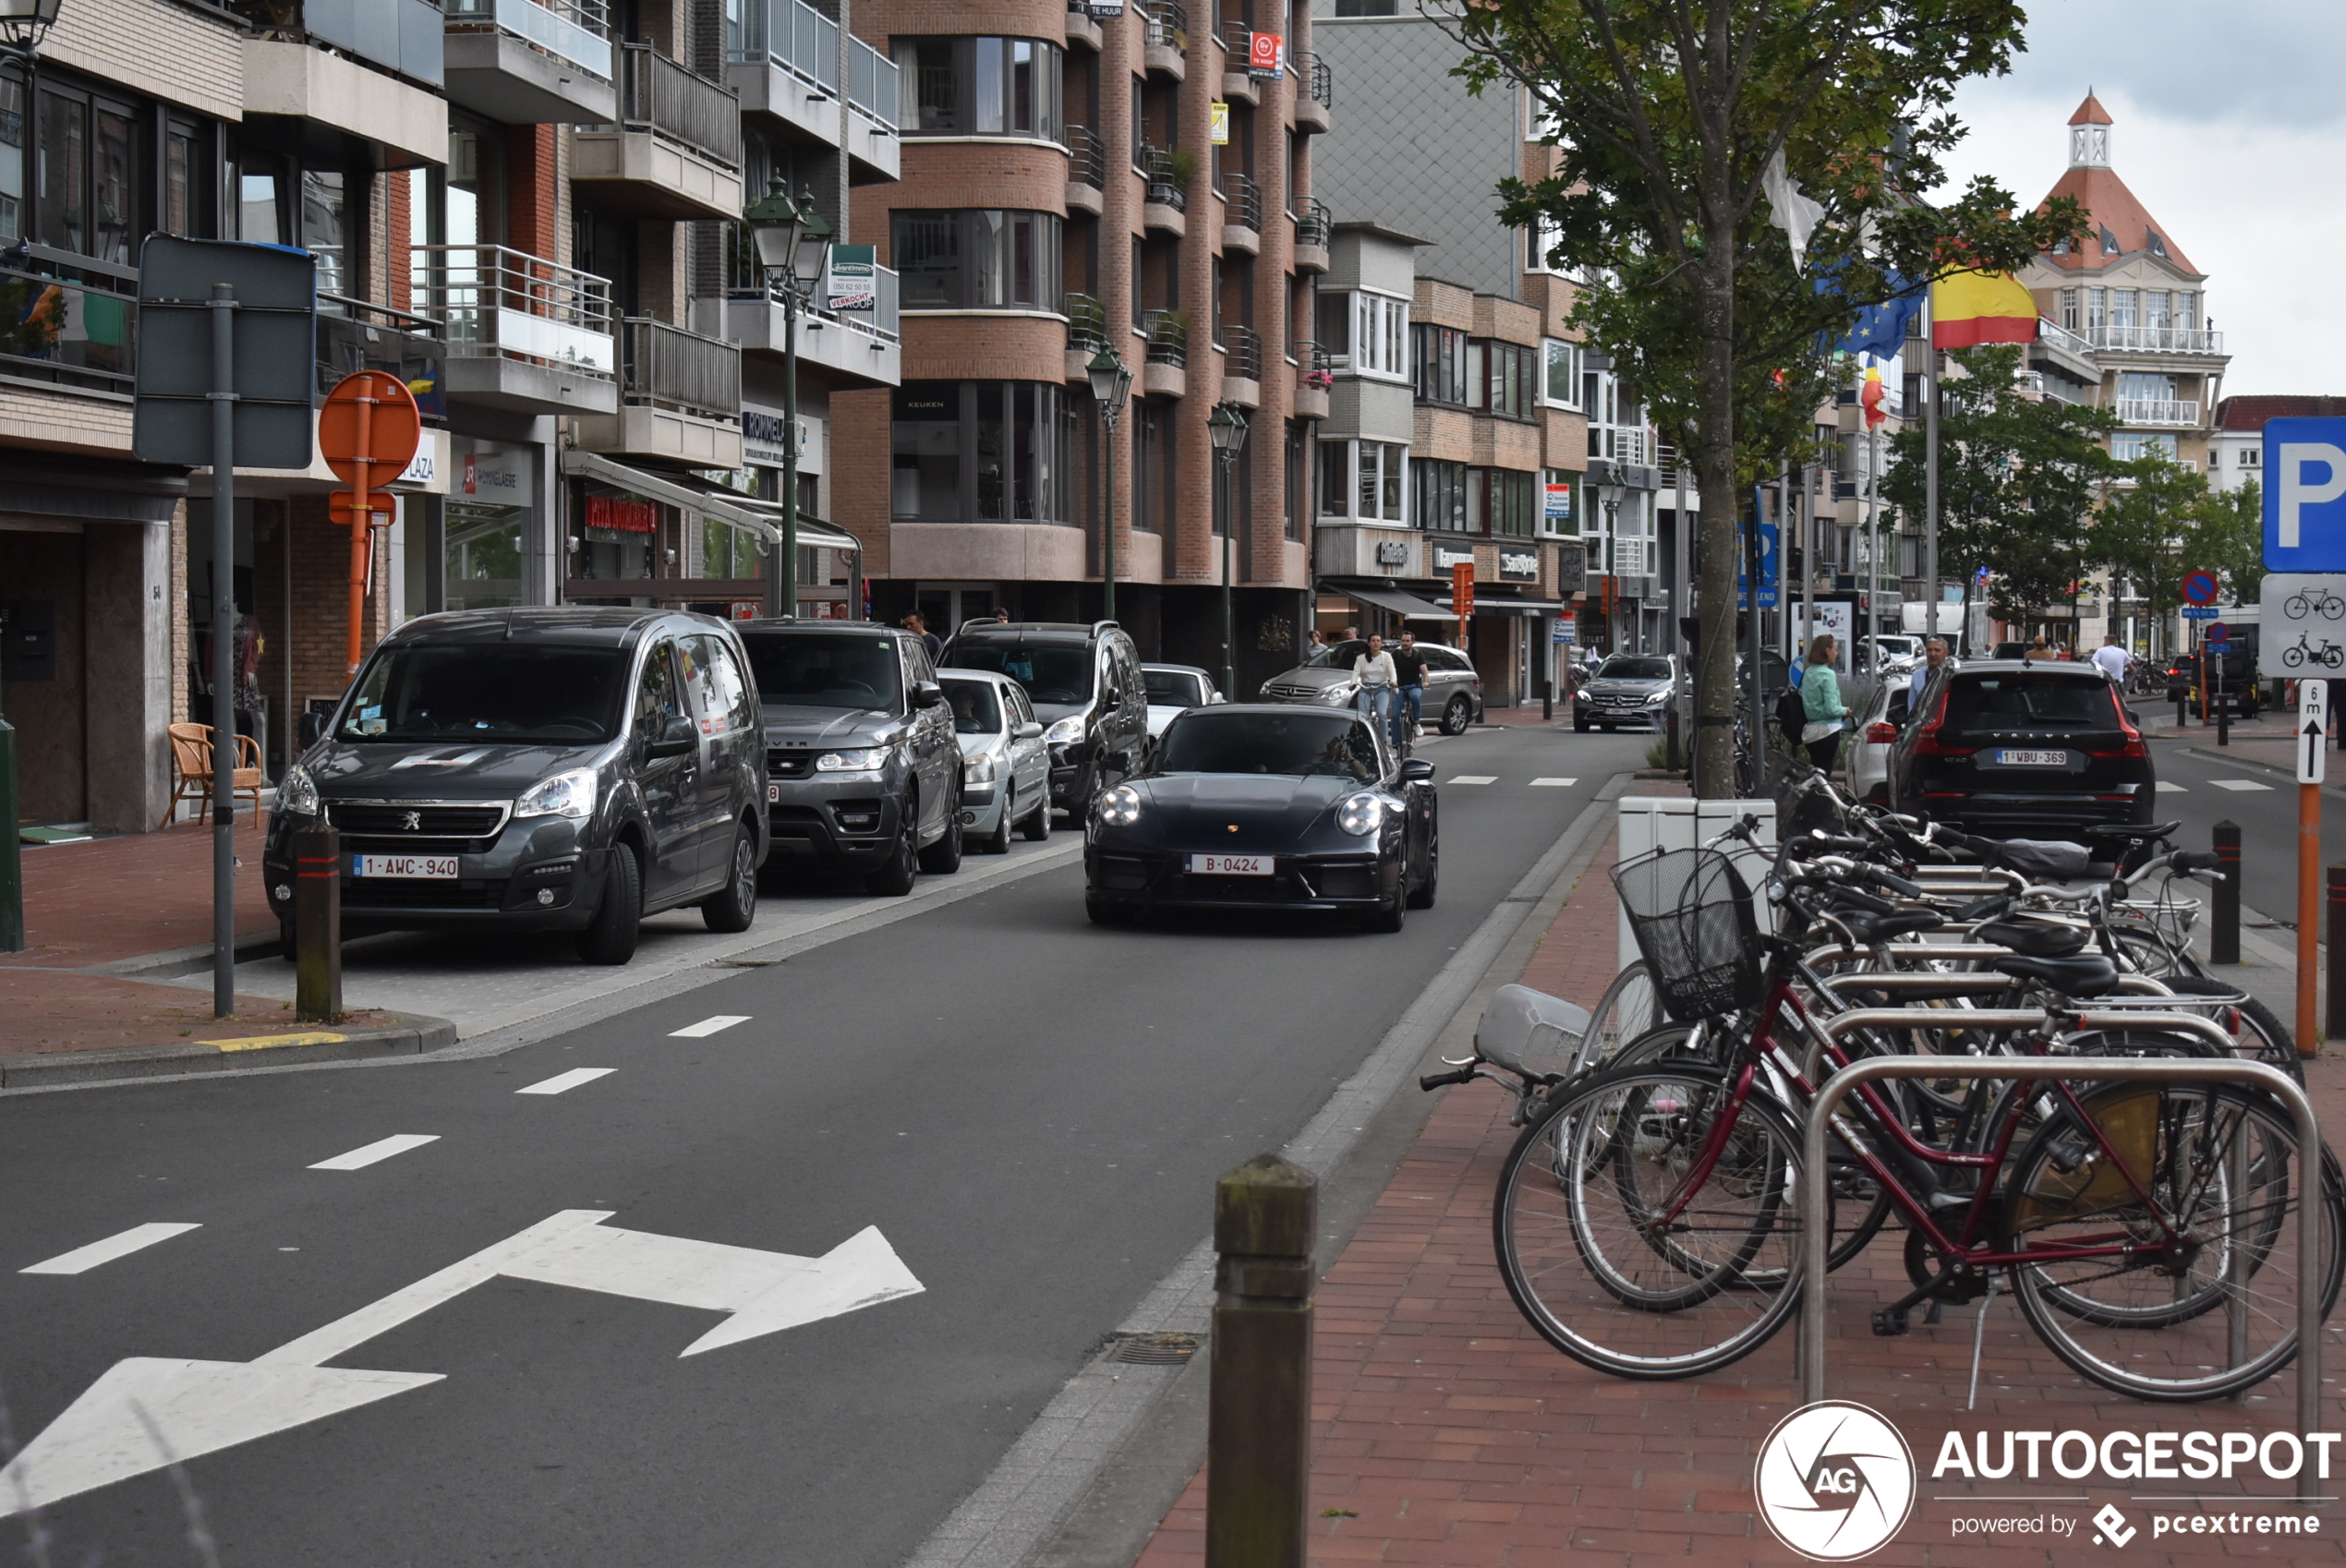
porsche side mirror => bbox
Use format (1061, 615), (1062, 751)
(1399, 758), (1436, 783)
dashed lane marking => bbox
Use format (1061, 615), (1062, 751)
(1529, 778), (1578, 787)
(669, 1015), (751, 1038)
(20, 1224), (202, 1276)
(1448, 776), (1497, 786)
(515, 1068), (615, 1096)
(308, 1135), (441, 1172)
(2156, 780), (2187, 792)
(2206, 778), (2273, 791)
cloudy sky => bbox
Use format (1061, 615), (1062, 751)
(1934, 0), (2343, 398)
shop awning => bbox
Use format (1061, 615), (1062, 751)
(1473, 597), (1569, 617)
(560, 452), (863, 555)
(1326, 582), (1459, 621)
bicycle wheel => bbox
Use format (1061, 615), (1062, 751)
(1567, 961), (1664, 1075)
(2001, 1080), (2344, 1402)
(1493, 1061), (1808, 1379)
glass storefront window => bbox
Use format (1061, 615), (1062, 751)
(446, 504), (526, 609)
(892, 381), (1070, 525)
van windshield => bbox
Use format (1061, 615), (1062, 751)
(740, 633), (903, 712)
(338, 645), (629, 742)
(943, 642), (1094, 706)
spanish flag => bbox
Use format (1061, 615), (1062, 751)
(1931, 270), (2039, 349)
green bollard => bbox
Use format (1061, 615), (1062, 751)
(1206, 1153), (1316, 1568)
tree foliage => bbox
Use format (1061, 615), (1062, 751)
(2092, 461), (2263, 626)
(1445, 0), (2087, 792)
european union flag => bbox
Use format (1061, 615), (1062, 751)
(1829, 275), (1924, 359)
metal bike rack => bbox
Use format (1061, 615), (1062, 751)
(1798, 1054), (2325, 1501)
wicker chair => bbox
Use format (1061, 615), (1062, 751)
(162, 722), (264, 828)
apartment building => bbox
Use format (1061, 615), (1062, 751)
(1301, 0), (1598, 700)
(1, 0), (902, 835)
(826, 0), (1330, 697)
(2210, 396), (2346, 496)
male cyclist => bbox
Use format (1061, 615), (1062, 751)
(1390, 629), (1429, 746)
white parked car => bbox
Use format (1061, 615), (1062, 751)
(1141, 662), (1224, 740)
(937, 670), (1052, 853)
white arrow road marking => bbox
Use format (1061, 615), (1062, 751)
(21, 1224), (202, 1276)
(0, 1210), (923, 1516)
(2155, 780), (2188, 792)
(515, 1067), (614, 1096)
(1528, 778), (1578, 788)
(1448, 776), (1496, 786)
(2207, 778), (2273, 791)
(669, 1015), (750, 1038)
(308, 1134), (440, 1171)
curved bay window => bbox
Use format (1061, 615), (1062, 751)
(891, 381), (1072, 525)
(894, 37), (1063, 140)
(892, 210), (1063, 309)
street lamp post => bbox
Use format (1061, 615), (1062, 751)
(1207, 401), (1250, 698)
(0, 0), (63, 65)
(744, 177), (832, 618)
(1087, 345), (1132, 621)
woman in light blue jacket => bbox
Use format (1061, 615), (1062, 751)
(1800, 634), (1848, 772)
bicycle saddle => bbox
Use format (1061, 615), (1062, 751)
(2086, 821), (2180, 850)
(1834, 909), (1945, 945)
(1991, 953), (2121, 998)
(1972, 918), (2090, 957)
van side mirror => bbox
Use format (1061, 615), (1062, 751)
(1016, 720), (1044, 740)
(648, 714), (697, 759)
(299, 710), (327, 747)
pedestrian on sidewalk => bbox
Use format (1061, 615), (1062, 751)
(1307, 627), (1327, 656)
(2093, 632), (2130, 685)
(1390, 629), (1428, 745)
(1909, 635), (1951, 702)
(905, 612), (942, 660)
(1800, 633), (1848, 773)
(1354, 633), (1397, 738)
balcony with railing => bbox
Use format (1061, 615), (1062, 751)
(413, 245), (619, 416)
(1140, 0), (1187, 78)
(574, 316), (744, 466)
(0, 247), (139, 400)
(1293, 338), (1332, 417)
(229, 0), (445, 89)
(444, 0), (616, 122)
(1064, 0), (1104, 50)
(707, 250), (901, 391)
(2114, 396), (2202, 428)
(2088, 323), (2225, 356)
(848, 37), (899, 131)
(1217, 21), (1260, 104)
(1143, 308), (1189, 397)
(1292, 50), (1332, 131)
(1064, 294), (1108, 354)
(1221, 321), (1263, 407)
(1143, 149), (1189, 235)
(574, 42), (744, 222)
(316, 296), (448, 426)
(1065, 125), (1106, 216)
(1220, 172), (1263, 255)
(234, 0), (448, 166)
(1292, 196), (1332, 271)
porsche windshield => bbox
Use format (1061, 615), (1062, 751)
(337, 645), (628, 742)
(1153, 711), (1380, 782)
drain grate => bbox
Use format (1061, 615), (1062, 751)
(1110, 1333), (1198, 1366)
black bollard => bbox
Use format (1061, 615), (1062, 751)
(1205, 1153), (1315, 1568)
(293, 822), (343, 1021)
(2211, 821), (2242, 966)
(2329, 863), (2346, 1043)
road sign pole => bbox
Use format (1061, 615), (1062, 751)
(347, 384), (375, 677)
(209, 283), (238, 1018)
(2301, 681), (2329, 1053)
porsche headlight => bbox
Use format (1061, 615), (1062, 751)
(1322, 681), (1360, 706)
(277, 763), (321, 817)
(1043, 715), (1087, 745)
(1096, 784), (1143, 827)
(514, 767), (597, 820)
(817, 746), (891, 772)
(1337, 791), (1385, 836)
(963, 752), (998, 784)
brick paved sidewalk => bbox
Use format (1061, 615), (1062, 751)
(1135, 822), (2346, 1567)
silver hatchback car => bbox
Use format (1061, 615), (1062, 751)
(937, 670), (1052, 852)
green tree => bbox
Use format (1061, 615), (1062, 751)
(1449, 0), (2085, 793)
(2089, 458), (2260, 651)
(1879, 346), (2117, 633)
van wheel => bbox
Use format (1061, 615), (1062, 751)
(865, 796), (917, 896)
(700, 826), (758, 933)
(1441, 694), (1473, 736)
(576, 843), (642, 965)
(918, 785), (964, 873)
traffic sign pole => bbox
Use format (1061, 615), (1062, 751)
(210, 283), (237, 1018)
(2302, 680), (2329, 1054)
(319, 372), (422, 682)
(348, 384), (372, 676)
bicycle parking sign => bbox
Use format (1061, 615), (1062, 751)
(2259, 573), (2346, 677)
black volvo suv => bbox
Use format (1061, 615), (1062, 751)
(265, 608), (769, 965)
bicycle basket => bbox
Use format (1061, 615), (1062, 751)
(1609, 846), (1764, 1020)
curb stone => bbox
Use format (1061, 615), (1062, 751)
(0, 1011), (459, 1089)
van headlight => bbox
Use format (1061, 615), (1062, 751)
(817, 746), (891, 772)
(1096, 784), (1143, 827)
(1337, 792), (1385, 836)
(278, 763), (320, 817)
(514, 767), (597, 820)
(1043, 714), (1087, 745)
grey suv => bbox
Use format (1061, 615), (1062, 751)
(734, 620), (964, 894)
(940, 620), (1150, 815)
(265, 608), (768, 966)
(1259, 638), (1485, 736)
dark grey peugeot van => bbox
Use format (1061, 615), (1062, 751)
(264, 608), (769, 965)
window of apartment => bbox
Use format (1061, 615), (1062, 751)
(1413, 458), (1468, 532)
(2145, 291), (2171, 331)
(1317, 291), (1406, 377)
(894, 38), (1063, 140)
(1469, 340), (1535, 419)
(1357, 441), (1405, 520)
(2110, 289), (2138, 330)
(1466, 468), (1535, 537)
(2117, 372), (2177, 411)
(893, 210), (1063, 310)
(890, 381), (1071, 524)
(236, 146), (287, 245)
(1412, 322), (1468, 405)
(1539, 468), (1577, 537)
(2059, 288), (2079, 332)
(1286, 420), (1306, 541)
(1542, 340), (1581, 407)
(2111, 432), (2178, 463)
(2178, 292), (2199, 330)
(1523, 212), (1564, 273)
(302, 169), (350, 297)
(31, 80), (143, 263)
(1136, 398), (1174, 535)
(1333, 0), (1398, 13)
(2086, 288), (2107, 332)
(0, 77), (20, 243)
(2242, 446), (2261, 466)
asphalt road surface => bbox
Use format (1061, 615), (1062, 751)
(2146, 735), (2346, 923)
(0, 725), (1645, 1568)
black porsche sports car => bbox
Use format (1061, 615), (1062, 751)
(1082, 704), (1437, 931)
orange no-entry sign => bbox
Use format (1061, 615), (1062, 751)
(319, 372), (424, 677)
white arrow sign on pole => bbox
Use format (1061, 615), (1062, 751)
(2304, 679), (2329, 786)
(0, 1211), (923, 1517)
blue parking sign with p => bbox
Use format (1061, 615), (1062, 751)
(2264, 417), (2346, 571)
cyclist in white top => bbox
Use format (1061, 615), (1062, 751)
(1354, 633), (1398, 739)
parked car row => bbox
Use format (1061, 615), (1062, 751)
(264, 611), (1231, 969)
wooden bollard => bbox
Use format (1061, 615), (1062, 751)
(293, 822), (343, 1021)
(1205, 1153), (1316, 1568)
(2210, 820), (2241, 967)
